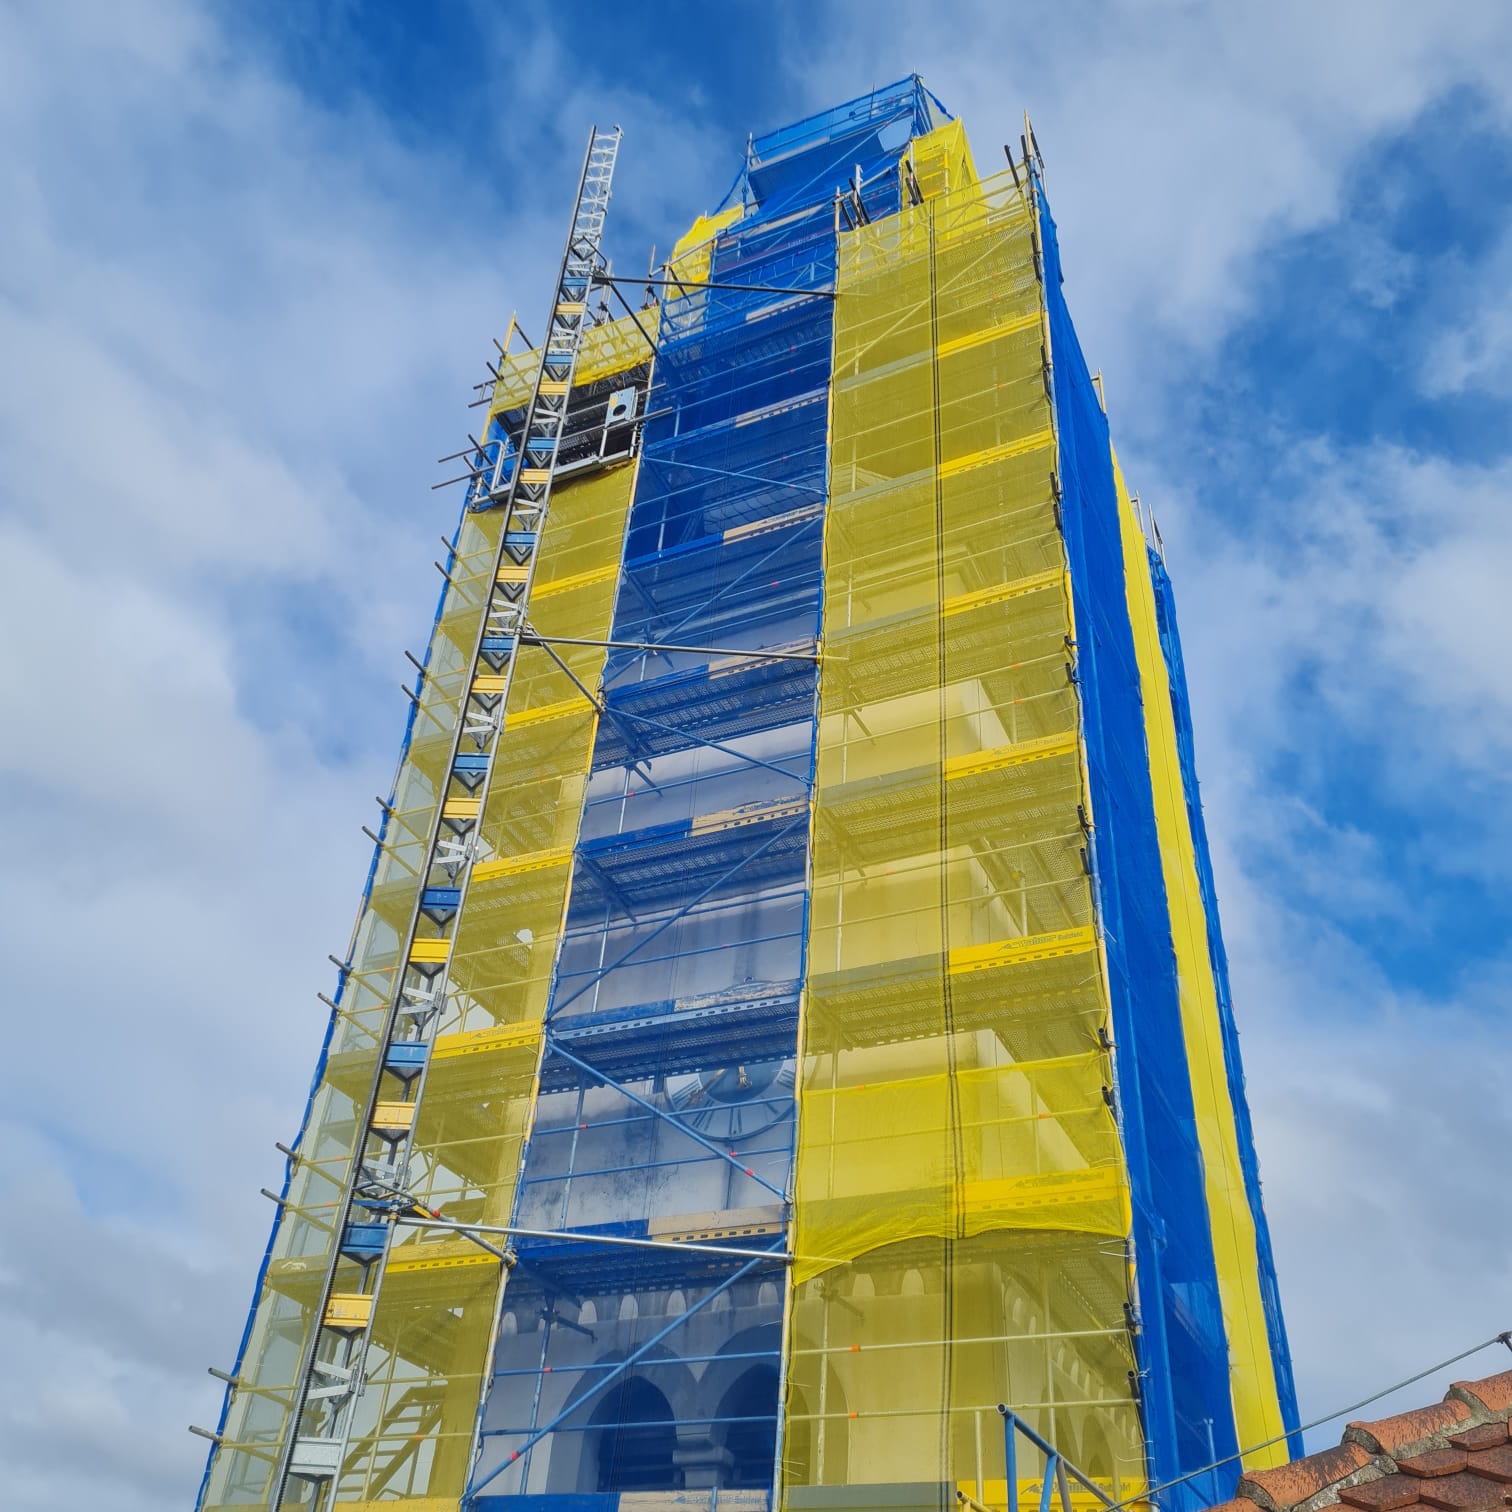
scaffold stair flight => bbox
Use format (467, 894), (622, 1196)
(274, 124), (623, 1508)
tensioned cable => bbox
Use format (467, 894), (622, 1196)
(1110, 1329), (1512, 1510)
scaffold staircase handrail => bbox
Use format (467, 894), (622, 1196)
(988, 1405), (1118, 1512)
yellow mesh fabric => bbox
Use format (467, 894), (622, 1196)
(783, 169), (1145, 1509)
(329, 463), (637, 1507)
(201, 458), (635, 1509)
(1113, 455), (1288, 1469)
(668, 202), (745, 286)
(489, 309), (660, 411)
(201, 503), (512, 1510)
(908, 118), (979, 201)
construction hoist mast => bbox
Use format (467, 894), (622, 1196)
(272, 124), (622, 1509)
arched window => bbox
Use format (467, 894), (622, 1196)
(715, 1365), (780, 1489)
(590, 1376), (678, 1493)
(1080, 1416), (1115, 1485)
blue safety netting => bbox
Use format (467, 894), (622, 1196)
(1149, 555), (1304, 1461)
(1037, 172), (1243, 1511)
(467, 84), (925, 1511)
(716, 74), (946, 218)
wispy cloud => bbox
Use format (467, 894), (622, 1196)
(797, 0), (1512, 400)
(1422, 224), (1512, 399)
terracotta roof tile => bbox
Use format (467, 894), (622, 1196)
(1401, 1450), (1471, 1479)
(1413, 1471), (1508, 1511)
(1453, 1372), (1512, 1419)
(1200, 1352), (1512, 1512)
(1451, 1427), (1511, 1453)
(1338, 1474), (1425, 1510)
(1468, 1447), (1512, 1486)
(1350, 1403), (1477, 1460)
(1239, 1442), (1374, 1511)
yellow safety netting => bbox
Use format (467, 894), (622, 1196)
(907, 117), (979, 201)
(330, 462), (638, 1507)
(783, 166), (1144, 1507)
(668, 202), (745, 287)
(489, 309), (660, 413)
(201, 498), (512, 1511)
(1113, 455), (1289, 1470)
(201, 454), (636, 1509)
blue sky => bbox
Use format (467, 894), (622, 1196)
(3, 3), (1512, 1507)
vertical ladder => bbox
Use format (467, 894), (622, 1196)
(486, 127), (620, 525)
(273, 124), (622, 1510)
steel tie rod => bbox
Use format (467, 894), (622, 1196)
(394, 1212), (792, 1265)
(521, 631), (819, 663)
(593, 271), (836, 300)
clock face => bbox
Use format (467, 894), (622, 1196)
(665, 1059), (796, 1143)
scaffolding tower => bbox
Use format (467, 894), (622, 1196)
(196, 78), (1301, 1512)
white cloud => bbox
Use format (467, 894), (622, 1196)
(799, 0), (1512, 409)
(1163, 440), (1512, 795)
(1218, 861), (1512, 1440)
(1422, 224), (1512, 399)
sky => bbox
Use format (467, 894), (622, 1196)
(2, 2), (1510, 1506)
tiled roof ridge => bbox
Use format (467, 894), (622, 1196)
(1203, 1367), (1512, 1512)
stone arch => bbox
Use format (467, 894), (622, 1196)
(697, 1323), (784, 1491)
(715, 1361), (780, 1488)
(698, 1323), (783, 1421)
(1078, 1412), (1116, 1485)
(542, 1345), (698, 1494)
(781, 1327), (850, 1490)
(588, 1375), (677, 1493)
